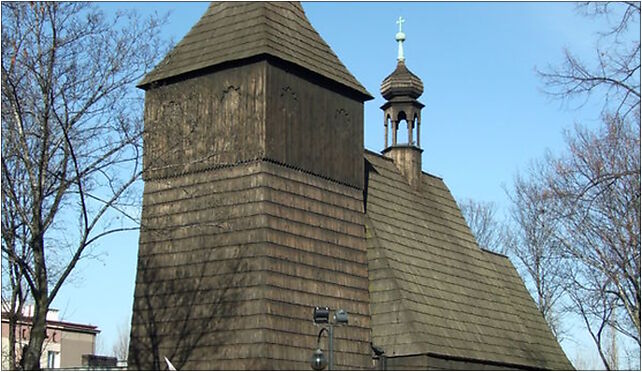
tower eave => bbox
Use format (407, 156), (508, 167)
(380, 99), (425, 111)
(138, 53), (374, 102)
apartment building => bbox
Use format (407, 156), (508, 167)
(1, 305), (99, 369)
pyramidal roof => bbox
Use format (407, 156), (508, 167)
(139, 2), (372, 98)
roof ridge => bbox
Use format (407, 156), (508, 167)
(420, 170), (443, 181)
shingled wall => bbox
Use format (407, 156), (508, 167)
(130, 162), (267, 369)
(129, 159), (370, 369)
(260, 161), (370, 369)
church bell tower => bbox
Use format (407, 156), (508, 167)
(129, 2), (373, 370)
(380, 17), (425, 189)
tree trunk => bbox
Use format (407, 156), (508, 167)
(21, 302), (47, 370)
(8, 313), (18, 370)
(7, 276), (19, 370)
(21, 234), (49, 371)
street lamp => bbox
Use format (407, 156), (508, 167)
(310, 348), (328, 370)
(310, 331), (328, 371)
(310, 307), (348, 370)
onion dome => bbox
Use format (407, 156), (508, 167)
(380, 60), (424, 100)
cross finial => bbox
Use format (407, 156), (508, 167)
(395, 16), (406, 61)
(396, 16), (405, 33)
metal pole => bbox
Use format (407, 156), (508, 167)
(328, 324), (334, 371)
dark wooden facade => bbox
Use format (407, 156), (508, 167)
(264, 60), (365, 189)
(130, 2), (573, 370)
(129, 3), (372, 367)
(130, 159), (371, 369)
(142, 58), (365, 188)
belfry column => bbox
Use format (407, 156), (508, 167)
(391, 120), (397, 145)
(417, 117), (421, 147)
(384, 117), (388, 148)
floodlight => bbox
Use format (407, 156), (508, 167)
(334, 309), (348, 325)
(313, 306), (329, 324)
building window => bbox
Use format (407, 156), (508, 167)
(47, 351), (58, 369)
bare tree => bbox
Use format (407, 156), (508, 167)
(529, 3), (641, 367)
(112, 320), (130, 361)
(546, 115), (640, 347)
(1, 182), (31, 370)
(624, 341), (641, 370)
(606, 322), (619, 370)
(565, 255), (622, 370)
(459, 198), (505, 254)
(571, 349), (602, 370)
(508, 114), (640, 369)
(504, 171), (568, 343)
(1, 3), (168, 369)
(538, 2), (640, 119)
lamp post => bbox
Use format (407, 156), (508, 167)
(311, 307), (348, 370)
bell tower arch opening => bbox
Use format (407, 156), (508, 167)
(396, 111), (409, 146)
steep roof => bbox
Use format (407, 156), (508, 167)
(139, 2), (372, 99)
(364, 150), (573, 370)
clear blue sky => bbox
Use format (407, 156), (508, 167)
(51, 1), (619, 367)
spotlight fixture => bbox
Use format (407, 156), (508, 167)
(334, 309), (348, 325)
(313, 306), (330, 324)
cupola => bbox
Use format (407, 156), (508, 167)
(380, 61), (424, 100)
(380, 16), (425, 189)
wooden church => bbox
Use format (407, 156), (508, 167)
(129, 2), (573, 370)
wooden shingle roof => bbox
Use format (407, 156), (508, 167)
(139, 2), (372, 99)
(380, 60), (424, 100)
(364, 150), (573, 370)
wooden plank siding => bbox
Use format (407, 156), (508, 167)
(264, 61), (366, 188)
(141, 62), (267, 181)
